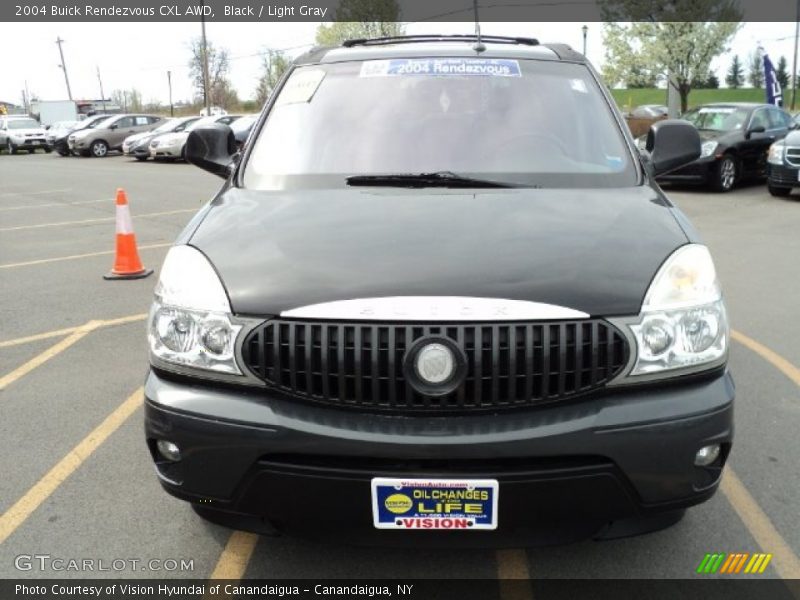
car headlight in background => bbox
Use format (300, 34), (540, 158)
(148, 245), (242, 374)
(620, 244), (728, 379)
(700, 141), (718, 158)
(767, 142), (785, 165)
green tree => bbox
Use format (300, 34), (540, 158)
(255, 49), (291, 106)
(747, 51), (763, 88)
(600, 2), (740, 112)
(315, 0), (404, 46)
(725, 55), (743, 89)
(775, 55), (790, 89)
(705, 71), (720, 89)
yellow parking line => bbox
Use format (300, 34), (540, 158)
(0, 313), (147, 348)
(0, 320), (103, 391)
(0, 242), (171, 269)
(0, 387), (144, 545)
(731, 329), (800, 387)
(721, 468), (800, 579)
(496, 549), (533, 600)
(0, 208), (196, 232)
(208, 531), (260, 579)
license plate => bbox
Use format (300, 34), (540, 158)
(371, 478), (498, 530)
(31, 141), (40, 145)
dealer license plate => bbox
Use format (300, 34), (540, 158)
(31, 140), (40, 145)
(371, 478), (498, 530)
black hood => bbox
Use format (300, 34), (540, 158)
(189, 186), (688, 317)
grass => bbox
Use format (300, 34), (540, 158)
(611, 88), (769, 111)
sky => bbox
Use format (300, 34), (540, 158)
(0, 21), (797, 106)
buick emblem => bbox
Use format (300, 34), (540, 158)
(415, 343), (455, 384)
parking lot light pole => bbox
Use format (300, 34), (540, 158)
(97, 67), (106, 114)
(55, 37), (73, 101)
(167, 71), (174, 117)
(792, 0), (799, 110)
(582, 25), (588, 57)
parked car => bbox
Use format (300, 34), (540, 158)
(766, 130), (800, 197)
(145, 36), (733, 546)
(50, 115), (109, 156)
(230, 114), (258, 150)
(630, 104), (668, 119)
(123, 116), (201, 161)
(0, 116), (49, 154)
(148, 114), (240, 161)
(653, 103), (794, 192)
(45, 120), (78, 153)
(68, 113), (164, 157)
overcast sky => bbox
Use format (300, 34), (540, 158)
(0, 21), (796, 106)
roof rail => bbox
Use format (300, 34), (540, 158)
(342, 35), (539, 48)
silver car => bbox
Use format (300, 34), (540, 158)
(149, 115), (240, 160)
(0, 117), (49, 154)
(68, 114), (164, 157)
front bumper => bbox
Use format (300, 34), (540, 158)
(10, 137), (47, 149)
(767, 163), (800, 188)
(144, 368), (734, 546)
(149, 142), (182, 158)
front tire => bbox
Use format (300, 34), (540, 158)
(7, 140), (17, 154)
(767, 184), (792, 197)
(134, 155), (148, 162)
(711, 155), (737, 193)
(90, 140), (109, 158)
(57, 149), (70, 157)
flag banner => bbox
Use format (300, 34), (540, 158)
(764, 53), (783, 107)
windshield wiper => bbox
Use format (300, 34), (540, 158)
(346, 171), (520, 188)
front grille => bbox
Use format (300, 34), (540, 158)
(768, 164), (799, 186)
(242, 319), (629, 413)
(785, 147), (800, 168)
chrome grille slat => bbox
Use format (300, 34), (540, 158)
(243, 319), (629, 413)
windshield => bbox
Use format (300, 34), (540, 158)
(244, 58), (635, 190)
(152, 118), (179, 134)
(91, 116), (118, 129)
(682, 106), (749, 132)
(8, 119), (40, 129)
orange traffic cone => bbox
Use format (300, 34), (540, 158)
(103, 188), (153, 280)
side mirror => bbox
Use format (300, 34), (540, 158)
(186, 124), (236, 179)
(746, 125), (765, 139)
(645, 119), (701, 177)
(109, 124), (118, 130)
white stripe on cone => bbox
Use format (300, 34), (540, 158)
(116, 204), (134, 235)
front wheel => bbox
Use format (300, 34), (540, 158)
(768, 184), (792, 197)
(7, 140), (17, 154)
(44, 147), (52, 153)
(57, 149), (70, 157)
(134, 155), (148, 162)
(711, 155), (737, 193)
(90, 140), (109, 158)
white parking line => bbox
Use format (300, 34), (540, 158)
(0, 199), (110, 211)
(0, 189), (72, 198)
(0, 208), (196, 232)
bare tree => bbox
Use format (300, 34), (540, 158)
(255, 49), (291, 106)
(188, 38), (236, 108)
(315, 0), (404, 46)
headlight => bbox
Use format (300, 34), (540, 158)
(700, 141), (718, 158)
(148, 245), (242, 374)
(623, 244), (728, 378)
(767, 142), (785, 165)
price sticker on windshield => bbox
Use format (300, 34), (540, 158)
(360, 58), (521, 78)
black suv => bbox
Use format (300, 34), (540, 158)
(145, 36), (733, 546)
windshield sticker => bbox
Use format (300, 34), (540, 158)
(570, 79), (588, 93)
(698, 107), (734, 114)
(275, 69), (326, 106)
(359, 58), (522, 78)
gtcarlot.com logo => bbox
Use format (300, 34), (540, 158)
(14, 554), (194, 572)
(697, 552), (772, 574)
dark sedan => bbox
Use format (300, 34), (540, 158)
(656, 103), (794, 192)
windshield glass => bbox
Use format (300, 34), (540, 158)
(91, 116), (118, 129)
(244, 58), (635, 190)
(8, 119), (40, 129)
(152, 118), (179, 134)
(682, 106), (749, 131)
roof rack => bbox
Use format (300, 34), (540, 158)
(342, 35), (539, 48)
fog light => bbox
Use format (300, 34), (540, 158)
(695, 444), (720, 467)
(157, 440), (182, 462)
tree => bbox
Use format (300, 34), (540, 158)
(775, 55), (790, 89)
(188, 38), (236, 108)
(705, 71), (720, 89)
(111, 89), (142, 112)
(726, 55), (743, 89)
(747, 51), (763, 88)
(600, 2), (740, 112)
(315, 0), (404, 46)
(255, 49), (291, 106)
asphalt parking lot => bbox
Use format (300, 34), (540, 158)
(0, 153), (798, 589)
